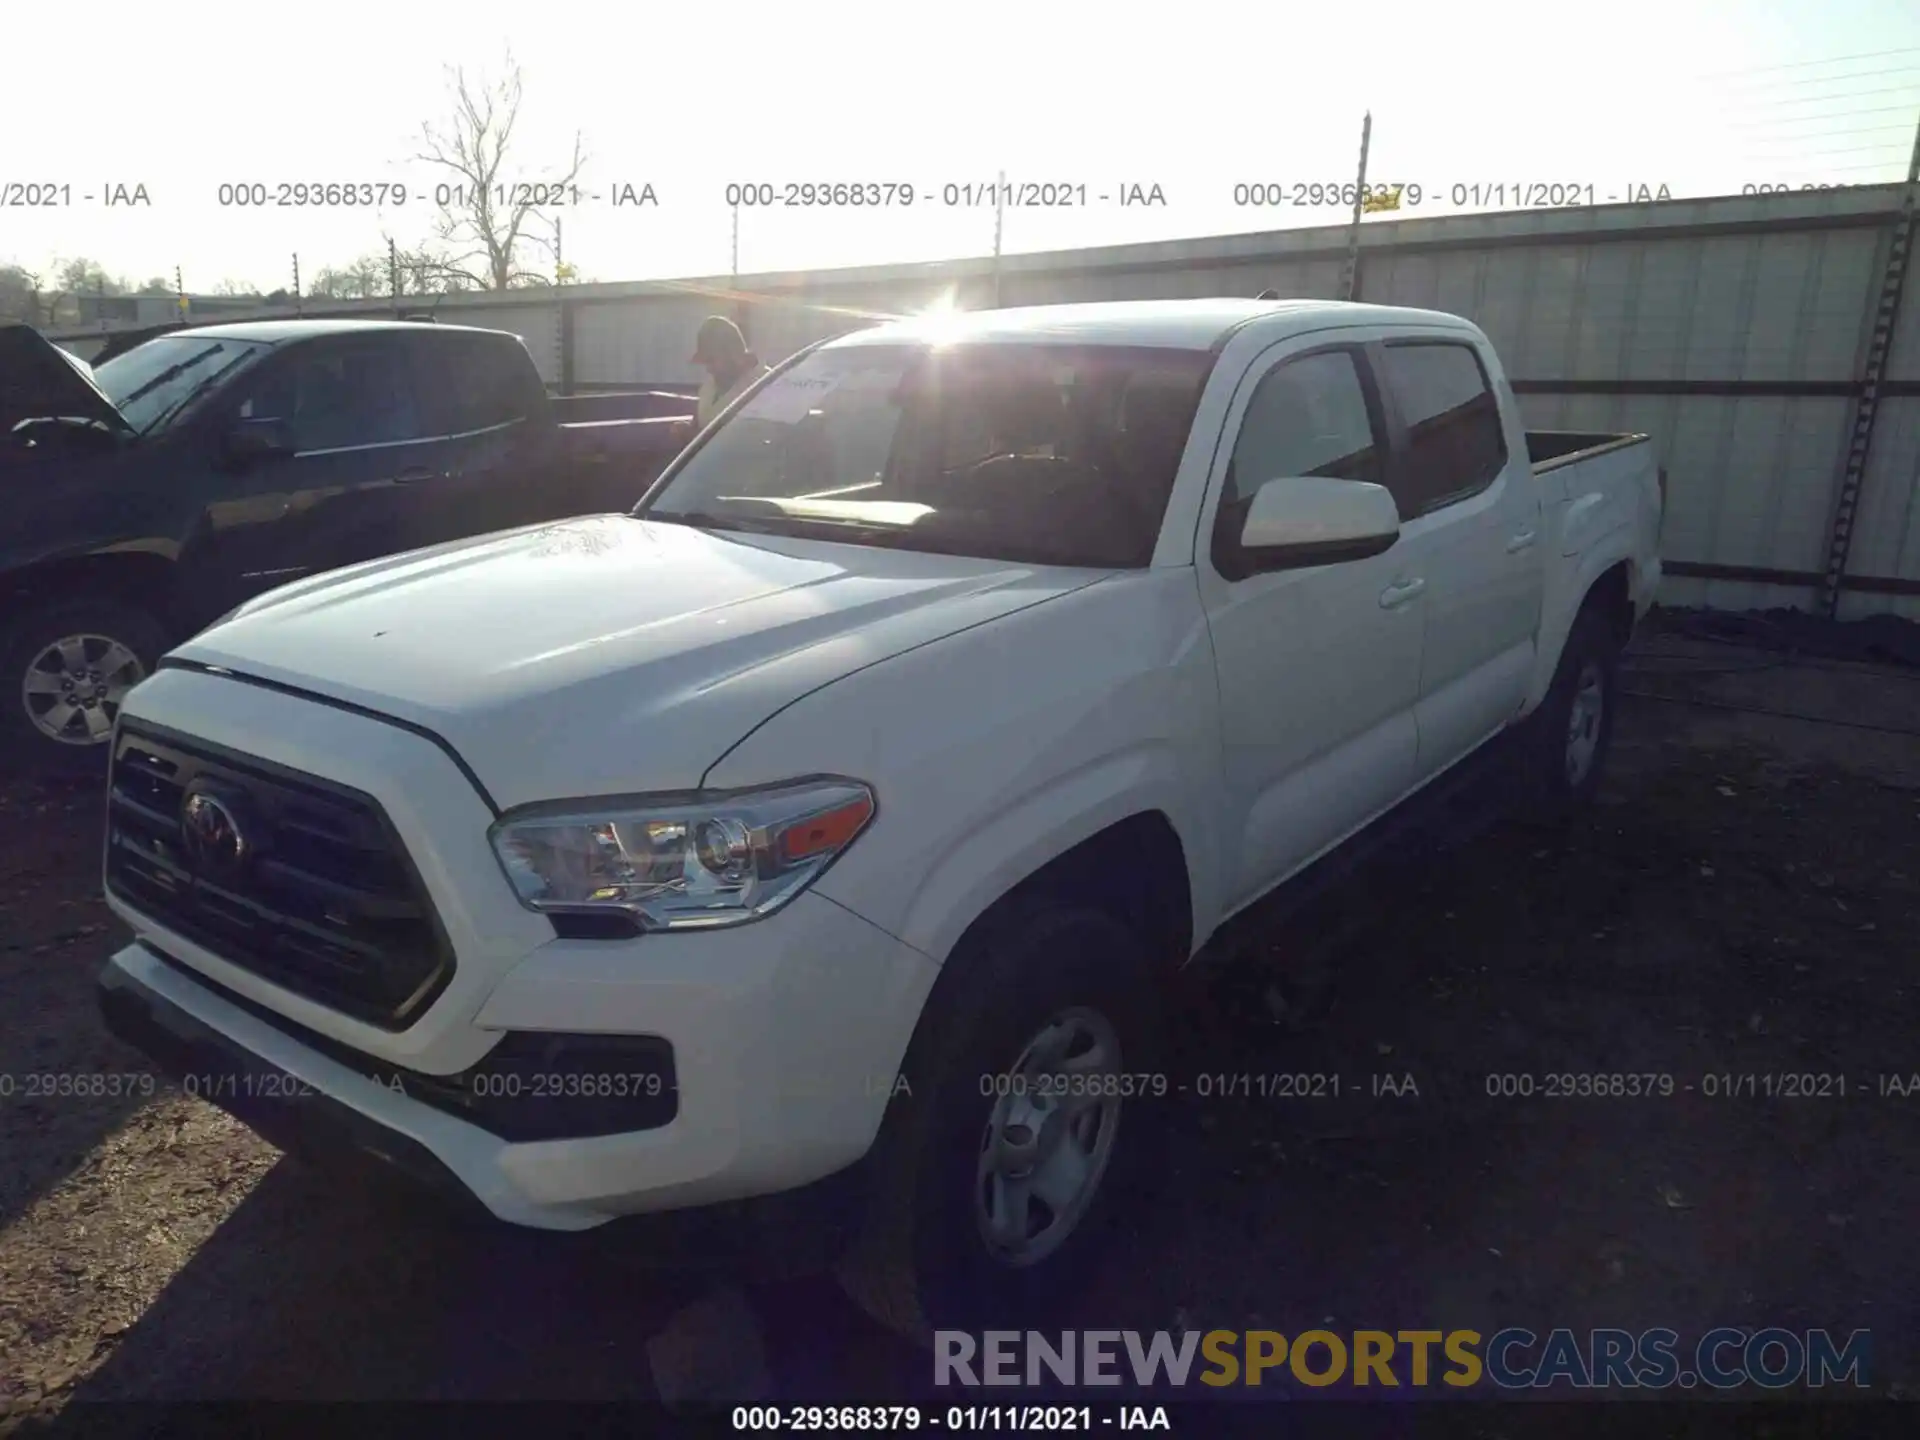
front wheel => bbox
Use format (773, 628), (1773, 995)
(837, 902), (1165, 1340)
(0, 598), (166, 774)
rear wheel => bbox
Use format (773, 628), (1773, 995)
(837, 901), (1165, 1340)
(1, 598), (166, 775)
(1524, 605), (1620, 813)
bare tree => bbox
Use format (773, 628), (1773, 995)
(412, 52), (585, 291)
(55, 257), (123, 299)
(309, 240), (470, 300)
(4, 257), (131, 327)
(210, 277), (262, 297)
(0, 265), (47, 324)
(308, 255), (389, 300)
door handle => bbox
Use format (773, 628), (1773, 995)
(1379, 577), (1425, 609)
(1506, 528), (1538, 553)
(392, 466), (438, 485)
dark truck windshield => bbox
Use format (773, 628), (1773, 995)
(640, 342), (1216, 568)
(94, 335), (272, 434)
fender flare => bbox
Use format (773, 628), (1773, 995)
(890, 743), (1215, 969)
(1525, 530), (1640, 711)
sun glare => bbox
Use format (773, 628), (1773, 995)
(913, 288), (969, 347)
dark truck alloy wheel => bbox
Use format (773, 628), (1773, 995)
(2, 598), (166, 773)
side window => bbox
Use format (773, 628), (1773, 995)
(238, 344), (426, 453)
(1223, 348), (1384, 508)
(1378, 341), (1508, 513)
(431, 336), (540, 435)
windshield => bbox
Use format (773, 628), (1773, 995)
(639, 342), (1216, 568)
(93, 335), (273, 434)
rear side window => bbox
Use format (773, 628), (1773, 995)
(1377, 341), (1508, 513)
(428, 335), (542, 434)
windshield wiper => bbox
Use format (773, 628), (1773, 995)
(116, 345), (225, 410)
(142, 352), (256, 433)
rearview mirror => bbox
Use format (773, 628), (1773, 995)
(223, 417), (294, 464)
(1238, 477), (1400, 568)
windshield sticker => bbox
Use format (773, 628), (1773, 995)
(750, 374), (842, 423)
(832, 367), (900, 392)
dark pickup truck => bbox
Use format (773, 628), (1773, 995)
(1, 318), (697, 769)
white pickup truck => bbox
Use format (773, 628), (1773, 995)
(96, 298), (1662, 1332)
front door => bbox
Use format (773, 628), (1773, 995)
(1195, 335), (1428, 914)
(189, 337), (448, 616)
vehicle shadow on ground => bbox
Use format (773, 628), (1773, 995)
(0, 772), (149, 1235)
(50, 1154), (936, 1408)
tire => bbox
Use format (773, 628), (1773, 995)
(1523, 604), (1620, 814)
(0, 597), (167, 776)
(836, 900), (1167, 1342)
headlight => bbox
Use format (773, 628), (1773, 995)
(487, 778), (875, 932)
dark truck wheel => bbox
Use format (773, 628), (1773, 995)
(1525, 604), (1621, 814)
(1, 598), (166, 774)
(837, 900), (1166, 1341)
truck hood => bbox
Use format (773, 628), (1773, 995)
(171, 514), (1107, 810)
(0, 323), (132, 437)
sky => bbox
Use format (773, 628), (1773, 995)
(2, 0), (1917, 293)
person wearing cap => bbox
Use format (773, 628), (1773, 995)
(689, 315), (769, 431)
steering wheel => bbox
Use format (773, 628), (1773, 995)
(942, 452), (1159, 542)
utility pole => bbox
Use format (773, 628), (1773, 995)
(1339, 112), (1372, 302)
(730, 201), (740, 280)
(991, 168), (1007, 308)
(389, 236), (401, 313)
(175, 264), (188, 322)
(292, 253), (302, 315)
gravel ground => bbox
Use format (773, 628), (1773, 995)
(2, 635), (1917, 1424)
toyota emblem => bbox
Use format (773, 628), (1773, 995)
(180, 788), (250, 872)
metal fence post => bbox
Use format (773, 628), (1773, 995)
(1819, 116), (1920, 618)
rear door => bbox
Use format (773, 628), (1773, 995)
(402, 331), (561, 550)
(1374, 335), (1543, 777)
(185, 335), (448, 615)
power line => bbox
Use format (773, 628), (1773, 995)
(1714, 102), (1920, 131)
(1712, 121), (1913, 145)
(1737, 140), (1917, 160)
(1686, 46), (1920, 82)
(1710, 64), (1920, 93)
(1733, 83), (1920, 108)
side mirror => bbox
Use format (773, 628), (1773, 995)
(1238, 476), (1400, 568)
(223, 417), (294, 464)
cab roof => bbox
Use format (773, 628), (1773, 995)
(832, 298), (1476, 351)
(158, 318), (513, 344)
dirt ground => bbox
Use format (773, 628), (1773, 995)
(2, 625), (1917, 1423)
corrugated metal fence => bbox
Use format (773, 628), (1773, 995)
(52, 185), (1920, 620)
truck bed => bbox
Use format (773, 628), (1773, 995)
(1525, 430), (1649, 472)
(550, 389), (698, 425)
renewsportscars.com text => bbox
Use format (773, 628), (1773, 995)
(934, 1328), (1872, 1391)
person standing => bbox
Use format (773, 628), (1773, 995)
(690, 315), (769, 431)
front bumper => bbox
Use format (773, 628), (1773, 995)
(98, 954), (491, 1217)
(99, 666), (942, 1230)
(101, 884), (939, 1230)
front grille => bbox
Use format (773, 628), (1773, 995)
(105, 721), (454, 1030)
